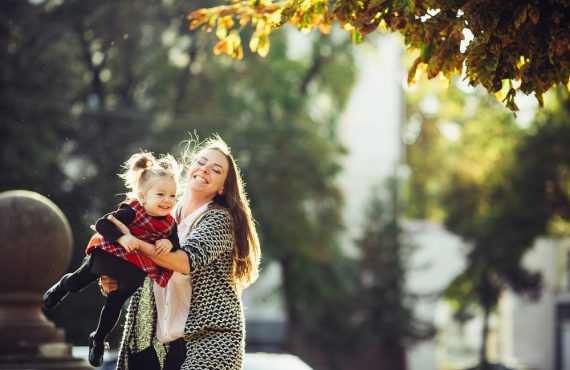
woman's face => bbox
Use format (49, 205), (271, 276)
(188, 149), (229, 199)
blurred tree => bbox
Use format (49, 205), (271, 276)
(188, 0), (570, 112)
(405, 78), (523, 221)
(442, 91), (570, 369)
(405, 77), (535, 368)
(1, 0), (358, 362)
(0, 0), (78, 206)
(405, 75), (570, 368)
(350, 179), (434, 370)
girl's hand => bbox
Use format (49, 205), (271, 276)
(155, 239), (173, 256)
(117, 235), (139, 252)
(99, 275), (118, 296)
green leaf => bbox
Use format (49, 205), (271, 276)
(351, 29), (363, 44)
(394, 0), (415, 13)
(514, 4), (527, 29)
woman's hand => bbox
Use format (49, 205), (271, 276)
(155, 239), (173, 256)
(117, 235), (139, 252)
(99, 275), (118, 296)
(107, 215), (131, 235)
(107, 215), (141, 252)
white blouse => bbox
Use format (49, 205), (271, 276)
(154, 202), (211, 343)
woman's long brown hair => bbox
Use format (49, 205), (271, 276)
(182, 135), (260, 289)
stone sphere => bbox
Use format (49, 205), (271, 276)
(0, 190), (72, 293)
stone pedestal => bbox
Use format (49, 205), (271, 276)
(0, 190), (91, 369)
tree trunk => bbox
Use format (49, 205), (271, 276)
(75, 22), (106, 111)
(280, 255), (304, 353)
(383, 340), (407, 370)
(479, 300), (491, 369)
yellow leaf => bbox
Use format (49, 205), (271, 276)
(240, 16), (251, 27)
(319, 22), (331, 34)
(249, 33), (260, 52)
(187, 9), (207, 22)
(214, 39), (228, 55)
(494, 80), (510, 101)
(189, 20), (202, 30)
(408, 58), (426, 86)
(257, 35), (270, 57)
(267, 11), (282, 26)
(223, 16), (235, 29)
(232, 45), (244, 59)
(256, 18), (266, 34)
(230, 30), (241, 46)
(216, 22), (227, 39)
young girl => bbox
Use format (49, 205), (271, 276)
(42, 151), (181, 367)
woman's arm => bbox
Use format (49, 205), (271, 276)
(138, 241), (190, 274)
(106, 215), (190, 274)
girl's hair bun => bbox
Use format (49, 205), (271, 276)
(119, 151), (180, 200)
(132, 154), (154, 171)
(157, 159), (172, 171)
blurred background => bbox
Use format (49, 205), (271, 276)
(1, 1), (569, 370)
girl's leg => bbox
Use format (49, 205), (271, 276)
(93, 283), (138, 342)
(42, 258), (98, 310)
(89, 269), (145, 367)
(93, 258), (147, 342)
(64, 260), (99, 292)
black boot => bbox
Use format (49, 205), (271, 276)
(42, 274), (70, 310)
(88, 332), (105, 367)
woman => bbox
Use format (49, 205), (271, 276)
(104, 136), (261, 369)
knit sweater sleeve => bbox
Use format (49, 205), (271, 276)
(95, 205), (136, 243)
(179, 209), (234, 273)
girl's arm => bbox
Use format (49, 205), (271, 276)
(97, 205), (139, 252)
(95, 205), (136, 242)
(106, 215), (190, 274)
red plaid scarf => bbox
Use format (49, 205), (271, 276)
(85, 199), (176, 287)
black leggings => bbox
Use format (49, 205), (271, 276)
(63, 249), (146, 342)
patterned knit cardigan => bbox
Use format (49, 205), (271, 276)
(116, 208), (245, 370)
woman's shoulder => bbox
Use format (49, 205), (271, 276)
(193, 206), (233, 230)
(203, 206), (232, 222)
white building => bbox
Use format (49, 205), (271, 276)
(499, 238), (570, 370)
(336, 33), (405, 251)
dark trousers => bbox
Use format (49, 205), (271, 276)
(163, 338), (186, 370)
(128, 338), (185, 370)
(62, 249), (146, 342)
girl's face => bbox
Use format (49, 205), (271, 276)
(188, 149), (229, 199)
(139, 176), (177, 217)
